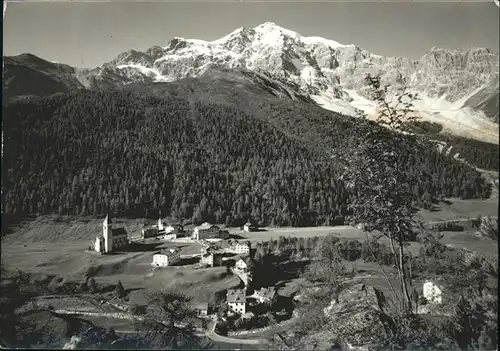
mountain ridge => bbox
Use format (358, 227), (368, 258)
(3, 22), (499, 143)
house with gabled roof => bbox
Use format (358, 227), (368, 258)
(235, 256), (256, 274)
(227, 288), (246, 314)
(254, 287), (277, 304)
(152, 248), (181, 267)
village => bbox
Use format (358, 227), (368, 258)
(84, 214), (447, 339)
(86, 215), (290, 336)
(2, 201), (497, 349)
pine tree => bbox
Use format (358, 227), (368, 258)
(115, 280), (126, 299)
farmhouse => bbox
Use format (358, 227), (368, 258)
(243, 221), (258, 232)
(254, 287), (276, 304)
(92, 215), (128, 254)
(152, 248), (181, 267)
(192, 222), (229, 240)
(235, 256), (256, 274)
(423, 281), (443, 304)
(227, 289), (246, 314)
(194, 302), (210, 317)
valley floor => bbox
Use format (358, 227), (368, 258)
(1, 197), (498, 349)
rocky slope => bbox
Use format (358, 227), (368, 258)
(3, 22), (498, 143)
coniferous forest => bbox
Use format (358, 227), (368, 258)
(2, 90), (492, 227)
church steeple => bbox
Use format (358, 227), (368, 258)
(158, 210), (164, 231)
(103, 215), (112, 253)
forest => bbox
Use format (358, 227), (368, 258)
(2, 90), (492, 227)
(404, 120), (499, 171)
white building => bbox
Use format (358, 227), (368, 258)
(233, 241), (251, 255)
(243, 221), (257, 232)
(93, 235), (104, 254)
(235, 258), (248, 272)
(157, 218), (165, 231)
(164, 225), (175, 234)
(235, 256), (255, 273)
(227, 289), (246, 314)
(163, 233), (177, 241)
(152, 248), (181, 267)
(93, 215), (128, 253)
(423, 281), (443, 304)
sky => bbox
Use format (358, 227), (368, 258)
(3, 1), (499, 68)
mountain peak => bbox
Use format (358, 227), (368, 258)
(255, 21), (281, 30)
(254, 22), (299, 38)
(16, 23), (494, 143)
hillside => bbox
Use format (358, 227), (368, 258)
(2, 54), (84, 99)
(2, 88), (490, 229)
(3, 23), (498, 144)
(123, 71), (500, 172)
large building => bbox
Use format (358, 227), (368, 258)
(232, 241), (251, 255)
(227, 289), (246, 314)
(93, 215), (128, 254)
(192, 222), (229, 240)
(152, 248), (181, 267)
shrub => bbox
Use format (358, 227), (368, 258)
(87, 278), (99, 294)
(479, 216), (498, 240)
(129, 304), (146, 315)
(361, 239), (395, 266)
(336, 239), (362, 261)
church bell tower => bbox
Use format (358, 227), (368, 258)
(103, 215), (112, 253)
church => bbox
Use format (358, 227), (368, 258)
(92, 215), (129, 254)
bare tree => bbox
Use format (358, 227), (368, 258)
(304, 235), (346, 303)
(333, 74), (424, 315)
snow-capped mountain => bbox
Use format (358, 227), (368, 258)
(80, 22), (498, 143)
(4, 22), (498, 143)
